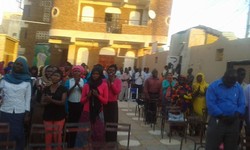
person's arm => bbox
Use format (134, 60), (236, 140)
(143, 79), (149, 99)
(80, 84), (89, 104)
(109, 79), (122, 95)
(96, 83), (108, 104)
(25, 82), (32, 112)
(245, 85), (250, 108)
(48, 92), (67, 105)
(206, 84), (223, 117)
(237, 85), (246, 115)
(162, 80), (168, 90)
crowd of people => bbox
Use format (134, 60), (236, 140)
(0, 57), (250, 150)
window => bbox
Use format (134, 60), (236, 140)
(216, 48), (224, 61)
(51, 7), (59, 17)
(81, 6), (94, 22)
(129, 11), (140, 25)
(36, 31), (49, 40)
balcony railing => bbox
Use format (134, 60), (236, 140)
(80, 16), (148, 34)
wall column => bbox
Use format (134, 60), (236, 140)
(67, 44), (76, 65)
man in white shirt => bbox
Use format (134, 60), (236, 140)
(134, 68), (144, 98)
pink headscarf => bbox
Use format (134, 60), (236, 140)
(72, 65), (85, 73)
(72, 65), (85, 78)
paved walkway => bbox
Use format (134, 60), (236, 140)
(116, 101), (202, 150)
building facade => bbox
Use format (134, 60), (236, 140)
(20, 0), (52, 66)
(20, 0), (173, 69)
(169, 25), (250, 83)
(0, 34), (19, 65)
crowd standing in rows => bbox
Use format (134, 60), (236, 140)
(0, 57), (250, 150)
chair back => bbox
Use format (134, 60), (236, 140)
(128, 88), (138, 100)
(28, 124), (66, 149)
(105, 122), (131, 150)
(63, 122), (91, 148)
(0, 123), (10, 141)
(0, 141), (16, 150)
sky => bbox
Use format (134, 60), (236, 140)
(0, 0), (249, 39)
(167, 0), (249, 43)
(0, 0), (22, 24)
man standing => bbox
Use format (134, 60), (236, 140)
(206, 69), (245, 150)
(144, 69), (161, 125)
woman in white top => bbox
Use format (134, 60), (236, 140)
(64, 65), (85, 147)
(0, 57), (31, 150)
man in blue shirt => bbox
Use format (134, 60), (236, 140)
(206, 69), (245, 150)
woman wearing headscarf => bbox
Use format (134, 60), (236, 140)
(64, 65), (85, 147)
(4, 61), (14, 74)
(0, 57), (31, 150)
(172, 75), (192, 116)
(169, 75), (192, 136)
(192, 73), (209, 116)
(162, 72), (177, 117)
(31, 65), (54, 125)
(104, 64), (122, 142)
(75, 66), (108, 148)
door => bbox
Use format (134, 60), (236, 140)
(98, 55), (115, 69)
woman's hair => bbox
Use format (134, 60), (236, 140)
(108, 64), (117, 71)
(51, 68), (63, 80)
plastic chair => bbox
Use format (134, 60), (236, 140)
(63, 122), (91, 149)
(161, 106), (187, 142)
(104, 122), (131, 150)
(179, 115), (206, 150)
(28, 124), (67, 150)
(0, 141), (16, 150)
(135, 98), (145, 121)
(127, 87), (138, 111)
(0, 123), (10, 141)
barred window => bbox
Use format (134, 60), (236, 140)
(36, 31), (49, 40)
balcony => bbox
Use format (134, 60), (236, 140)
(80, 16), (150, 34)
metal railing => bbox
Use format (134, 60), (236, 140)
(80, 16), (148, 33)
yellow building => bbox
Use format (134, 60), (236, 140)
(0, 34), (19, 66)
(48, 0), (173, 68)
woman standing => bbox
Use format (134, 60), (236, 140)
(104, 64), (122, 142)
(162, 72), (177, 116)
(192, 73), (209, 116)
(75, 66), (108, 147)
(64, 65), (85, 147)
(41, 69), (67, 150)
(0, 57), (31, 150)
(31, 65), (54, 125)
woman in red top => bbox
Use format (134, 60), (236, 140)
(75, 66), (108, 147)
(103, 64), (122, 142)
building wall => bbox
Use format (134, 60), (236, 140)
(189, 38), (250, 83)
(51, 0), (173, 36)
(0, 12), (22, 39)
(169, 27), (221, 76)
(138, 51), (168, 77)
(20, 0), (52, 66)
(0, 34), (19, 64)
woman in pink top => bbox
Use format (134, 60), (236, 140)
(75, 66), (108, 148)
(103, 64), (122, 142)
